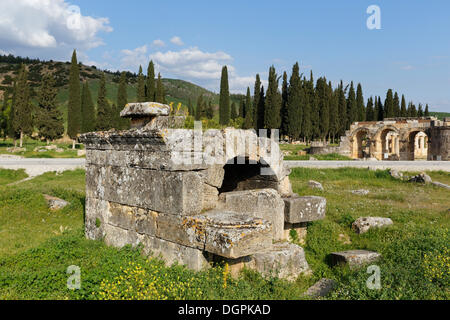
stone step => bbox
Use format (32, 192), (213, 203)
(184, 210), (272, 259)
(283, 195), (326, 223)
(330, 250), (381, 268)
(246, 242), (311, 281)
(218, 189), (285, 241)
(305, 278), (336, 298)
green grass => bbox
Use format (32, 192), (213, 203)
(0, 169), (28, 185)
(0, 167), (448, 300)
(280, 144), (352, 161)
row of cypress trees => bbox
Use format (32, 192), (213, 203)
(218, 62), (430, 142)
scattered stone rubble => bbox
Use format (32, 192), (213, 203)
(305, 278), (336, 298)
(351, 189), (370, 196)
(308, 180), (324, 190)
(80, 102), (328, 281)
(44, 194), (69, 210)
(352, 217), (393, 234)
(330, 250), (381, 268)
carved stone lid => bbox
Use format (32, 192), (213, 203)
(120, 102), (170, 118)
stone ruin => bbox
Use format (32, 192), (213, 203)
(79, 102), (326, 280)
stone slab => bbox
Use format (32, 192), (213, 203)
(330, 250), (381, 268)
(283, 195), (326, 223)
(305, 278), (336, 298)
(352, 217), (393, 234)
(120, 102), (170, 118)
(218, 189), (285, 240)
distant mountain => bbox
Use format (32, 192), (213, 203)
(0, 54), (244, 119)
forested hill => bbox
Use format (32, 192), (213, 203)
(0, 54), (242, 113)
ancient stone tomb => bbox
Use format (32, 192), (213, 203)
(80, 102), (326, 280)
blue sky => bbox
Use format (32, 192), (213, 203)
(0, 0), (449, 111)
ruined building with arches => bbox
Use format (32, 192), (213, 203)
(338, 117), (450, 161)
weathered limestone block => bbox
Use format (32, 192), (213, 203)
(202, 183), (219, 211)
(283, 222), (308, 243)
(120, 102), (170, 118)
(218, 189), (285, 241)
(140, 235), (211, 271)
(85, 197), (110, 240)
(104, 224), (141, 248)
(145, 116), (186, 129)
(305, 278), (336, 298)
(352, 217), (393, 234)
(86, 165), (203, 215)
(44, 194), (69, 210)
(246, 243), (311, 281)
(199, 165), (225, 188)
(183, 210), (272, 259)
(277, 176), (293, 197)
(283, 195), (326, 223)
(330, 250), (381, 268)
(308, 180), (324, 190)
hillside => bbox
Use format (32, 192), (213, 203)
(0, 54), (243, 119)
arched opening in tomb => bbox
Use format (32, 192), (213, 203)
(218, 157), (279, 194)
(352, 129), (371, 159)
(379, 127), (400, 160)
(408, 130), (429, 160)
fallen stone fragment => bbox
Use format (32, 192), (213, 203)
(389, 169), (403, 180)
(120, 102), (170, 117)
(351, 189), (370, 196)
(44, 194), (69, 210)
(431, 181), (450, 190)
(409, 172), (432, 184)
(352, 217), (393, 234)
(330, 250), (381, 268)
(305, 278), (336, 298)
(247, 243), (311, 281)
(283, 195), (326, 223)
(308, 180), (324, 190)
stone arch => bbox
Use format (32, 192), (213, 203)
(349, 127), (372, 159)
(400, 128), (430, 160)
(373, 126), (400, 160)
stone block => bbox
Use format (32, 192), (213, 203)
(86, 164), (203, 215)
(85, 197), (110, 240)
(283, 195), (326, 223)
(104, 224), (140, 248)
(202, 183), (219, 211)
(246, 243), (311, 281)
(330, 250), (381, 268)
(199, 165), (225, 188)
(184, 210), (272, 259)
(277, 176), (293, 197)
(305, 278), (336, 298)
(140, 235), (211, 272)
(283, 222), (308, 243)
(120, 102), (170, 118)
(218, 189), (285, 241)
(352, 217), (393, 234)
(308, 180), (324, 190)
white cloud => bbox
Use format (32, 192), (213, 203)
(170, 36), (184, 46)
(0, 0), (112, 59)
(152, 39), (165, 48)
(120, 45), (149, 71)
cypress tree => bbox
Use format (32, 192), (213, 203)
(36, 74), (64, 142)
(96, 73), (111, 130)
(254, 74), (262, 130)
(302, 78), (312, 143)
(14, 64), (33, 147)
(287, 62), (302, 141)
(230, 102), (237, 120)
(155, 73), (165, 103)
(195, 95), (204, 120)
(424, 104), (430, 117)
(393, 92), (400, 117)
(329, 85), (339, 142)
(346, 81), (357, 127)
(316, 78), (330, 140)
(384, 89), (394, 118)
(337, 81), (346, 136)
(264, 65), (282, 131)
(356, 83), (365, 121)
(8, 81), (17, 141)
(206, 100), (214, 119)
(377, 96), (384, 121)
(239, 97), (245, 118)
(280, 71), (289, 137)
(187, 98), (194, 116)
(67, 50), (81, 148)
(400, 94), (407, 117)
(137, 65), (145, 102)
(219, 66), (230, 125)
(117, 72), (129, 130)
(408, 102), (417, 117)
(366, 97), (374, 121)
(0, 88), (9, 138)
(243, 87), (253, 129)
(80, 81), (95, 133)
(418, 104), (424, 117)
(146, 60), (156, 101)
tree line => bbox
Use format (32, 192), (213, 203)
(214, 63), (430, 142)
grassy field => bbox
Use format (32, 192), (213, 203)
(0, 138), (83, 158)
(0, 167), (448, 300)
(280, 143), (352, 161)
